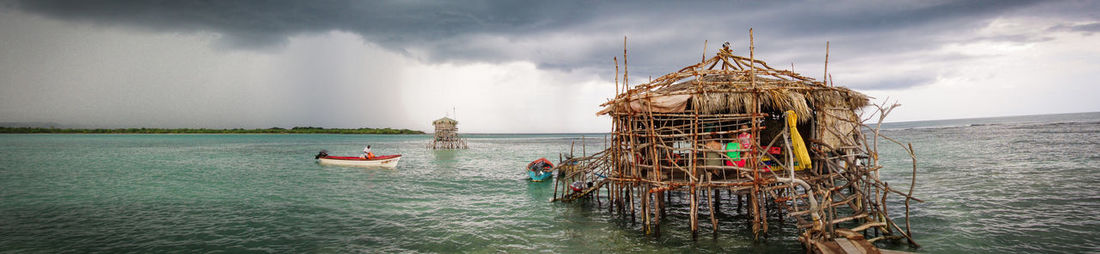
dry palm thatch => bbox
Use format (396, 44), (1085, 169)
(599, 52), (869, 124)
(563, 35), (918, 253)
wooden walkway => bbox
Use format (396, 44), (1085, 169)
(811, 237), (912, 254)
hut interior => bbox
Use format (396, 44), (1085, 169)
(553, 35), (921, 252)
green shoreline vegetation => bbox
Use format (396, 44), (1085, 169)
(0, 126), (424, 134)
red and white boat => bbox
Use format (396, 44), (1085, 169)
(314, 150), (401, 168)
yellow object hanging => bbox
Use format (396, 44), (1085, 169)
(786, 110), (812, 171)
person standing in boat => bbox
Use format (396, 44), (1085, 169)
(361, 145), (375, 159)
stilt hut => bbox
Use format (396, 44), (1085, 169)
(553, 36), (921, 252)
(428, 117), (468, 149)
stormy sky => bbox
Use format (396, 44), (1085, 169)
(1, 0), (1098, 132)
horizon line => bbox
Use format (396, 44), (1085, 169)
(3, 110), (1097, 132)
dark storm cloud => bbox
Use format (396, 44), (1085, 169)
(1050, 22), (1100, 35)
(9, 0), (593, 48)
(8, 0), (1098, 90)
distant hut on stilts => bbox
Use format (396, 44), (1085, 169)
(428, 117), (468, 149)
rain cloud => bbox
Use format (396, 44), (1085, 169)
(2, 0), (1099, 130)
(9, 0), (1098, 90)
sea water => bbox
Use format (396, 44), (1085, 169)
(1, 112), (1098, 253)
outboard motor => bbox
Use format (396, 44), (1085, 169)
(315, 150), (329, 159)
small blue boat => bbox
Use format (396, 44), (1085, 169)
(527, 158), (554, 182)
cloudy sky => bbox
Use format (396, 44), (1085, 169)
(1, 0), (1098, 133)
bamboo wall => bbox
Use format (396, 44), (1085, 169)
(552, 34), (921, 251)
(428, 119), (468, 149)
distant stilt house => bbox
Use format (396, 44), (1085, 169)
(428, 117), (468, 149)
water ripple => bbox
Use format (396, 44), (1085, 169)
(2, 116), (1099, 253)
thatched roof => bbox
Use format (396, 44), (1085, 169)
(599, 45), (870, 123)
(433, 117), (458, 125)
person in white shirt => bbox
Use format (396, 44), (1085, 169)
(361, 145), (374, 159)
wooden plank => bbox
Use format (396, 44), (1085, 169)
(834, 238), (866, 254)
(879, 250), (912, 254)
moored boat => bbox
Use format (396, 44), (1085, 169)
(527, 158), (554, 181)
(315, 150), (402, 168)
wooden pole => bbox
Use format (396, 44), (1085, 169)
(708, 174), (718, 233)
(702, 40), (708, 62)
(824, 41), (830, 86)
(624, 36), (628, 94)
(748, 28), (764, 239)
(554, 153), (561, 199)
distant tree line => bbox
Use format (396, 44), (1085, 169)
(0, 126), (424, 134)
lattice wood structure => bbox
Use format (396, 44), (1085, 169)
(428, 117), (468, 149)
(553, 35), (921, 252)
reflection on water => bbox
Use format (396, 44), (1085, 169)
(526, 179), (554, 203)
(431, 149), (460, 167)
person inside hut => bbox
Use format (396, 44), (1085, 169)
(738, 125), (753, 152)
(725, 137), (743, 167)
(725, 125), (753, 168)
(361, 145), (375, 159)
(704, 138), (724, 168)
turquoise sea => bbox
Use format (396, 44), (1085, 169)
(1, 112), (1098, 253)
